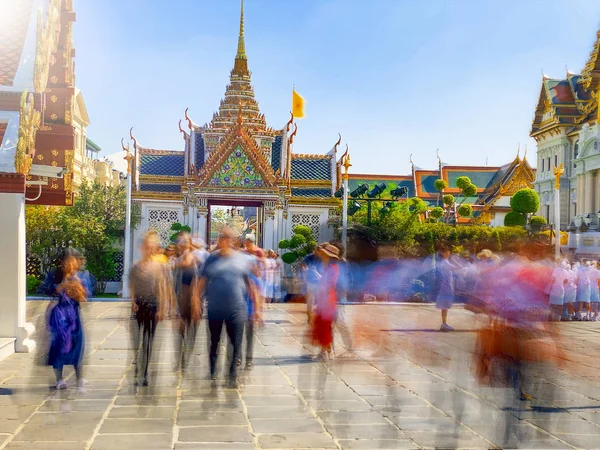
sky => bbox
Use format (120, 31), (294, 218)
(72, 0), (600, 175)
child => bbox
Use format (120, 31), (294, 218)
(47, 278), (87, 390)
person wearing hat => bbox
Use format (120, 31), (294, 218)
(311, 243), (341, 360)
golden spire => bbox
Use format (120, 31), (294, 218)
(236, 0), (246, 60)
(232, 0), (249, 77)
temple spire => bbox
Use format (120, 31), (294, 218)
(236, 0), (246, 60)
(232, 0), (249, 77)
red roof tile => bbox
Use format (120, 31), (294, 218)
(0, 0), (34, 86)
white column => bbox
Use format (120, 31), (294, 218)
(0, 193), (35, 353)
(122, 174), (132, 298)
(197, 212), (208, 245)
(263, 214), (275, 251)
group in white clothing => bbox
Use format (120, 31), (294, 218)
(548, 259), (600, 321)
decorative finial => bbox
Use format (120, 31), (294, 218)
(410, 153), (414, 169)
(342, 144), (351, 177)
(121, 138), (133, 175)
(517, 142), (520, 158)
(334, 133), (341, 153)
(184, 107), (193, 130)
(523, 144), (527, 160)
(289, 123), (298, 144)
(236, 0), (246, 60)
(286, 111), (294, 132)
(178, 120), (188, 140)
(436, 148), (441, 167)
(129, 127), (138, 151)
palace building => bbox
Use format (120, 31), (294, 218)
(349, 154), (535, 227)
(128, 1), (341, 261)
(531, 29), (600, 235)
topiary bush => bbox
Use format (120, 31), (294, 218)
(456, 176), (472, 190)
(529, 215), (547, 232)
(430, 206), (444, 219)
(443, 194), (455, 206)
(510, 188), (540, 215)
(504, 211), (526, 227)
(457, 204), (473, 217)
(278, 225), (316, 265)
(434, 179), (447, 192)
(463, 184), (477, 197)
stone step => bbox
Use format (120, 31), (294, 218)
(0, 337), (15, 362)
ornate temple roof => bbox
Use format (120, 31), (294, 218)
(291, 188), (332, 198)
(290, 155), (332, 181)
(0, 0), (34, 86)
(139, 149), (185, 177)
(531, 29), (600, 139)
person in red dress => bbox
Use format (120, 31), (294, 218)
(311, 243), (341, 360)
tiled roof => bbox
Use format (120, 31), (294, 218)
(290, 156), (331, 180)
(194, 131), (205, 171)
(140, 153), (185, 176)
(0, 0), (33, 86)
(0, 123), (7, 146)
(291, 188), (332, 198)
(139, 183), (182, 193)
(271, 134), (282, 173)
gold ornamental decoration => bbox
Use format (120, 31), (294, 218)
(15, 92), (41, 175)
(33, 0), (62, 93)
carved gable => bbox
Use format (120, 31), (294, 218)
(209, 144), (264, 187)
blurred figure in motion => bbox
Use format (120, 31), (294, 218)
(576, 261), (591, 321)
(302, 244), (322, 322)
(191, 237), (209, 267)
(173, 233), (202, 372)
(311, 243), (341, 360)
(436, 244), (457, 331)
(242, 258), (263, 370)
(200, 226), (253, 387)
(564, 262), (577, 320)
(332, 242), (353, 354)
(46, 249), (89, 390)
(129, 233), (169, 386)
(547, 259), (567, 321)
(590, 261), (600, 321)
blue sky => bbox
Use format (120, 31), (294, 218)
(74, 0), (600, 174)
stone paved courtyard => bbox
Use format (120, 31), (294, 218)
(0, 302), (599, 449)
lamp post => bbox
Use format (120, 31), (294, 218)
(341, 152), (351, 252)
(553, 163), (564, 260)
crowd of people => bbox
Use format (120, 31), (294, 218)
(40, 230), (596, 392)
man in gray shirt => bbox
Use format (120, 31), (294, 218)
(199, 226), (253, 386)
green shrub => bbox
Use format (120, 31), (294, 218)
(434, 179), (447, 191)
(456, 176), (472, 190)
(430, 206), (444, 219)
(529, 215), (547, 231)
(504, 211), (526, 227)
(278, 225), (316, 265)
(26, 275), (42, 295)
(510, 188), (540, 214)
(457, 204), (473, 217)
(443, 194), (455, 206)
(463, 184), (477, 197)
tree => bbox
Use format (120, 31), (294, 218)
(434, 179), (447, 192)
(504, 211), (526, 227)
(26, 180), (130, 294)
(25, 205), (64, 276)
(510, 188), (540, 215)
(443, 194), (455, 206)
(278, 225), (316, 264)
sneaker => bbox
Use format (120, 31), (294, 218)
(245, 361), (253, 370)
(210, 372), (217, 381)
(56, 380), (67, 390)
(440, 323), (454, 332)
(520, 392), (533, 401)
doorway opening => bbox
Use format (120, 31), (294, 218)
(207, 199), (264, 248)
